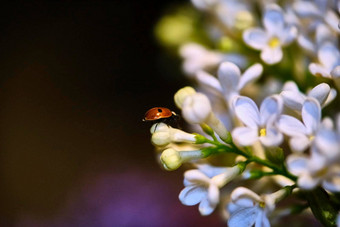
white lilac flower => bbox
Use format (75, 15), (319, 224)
(179, 165), (241, 215)
(280, 81), (336, 111)
(243, 4), (297, 65)
(175, 88), (229, 140)
(314, 115), (340, 160)
(277, 97), (321, 153)
(337, 212), (340, 227)
(179, 43), (247, 76)
(293, 0), (340, 34)
(228, 187), (289, 227)
(309, 42), (340, 87)
(150, 123), (196, 147)
(160, 148), (204, 171)
(297, 23), (337, 55)
(196, 62), (263, 108)
(232, 95), (283, 147)
(287, 149), (340, 191)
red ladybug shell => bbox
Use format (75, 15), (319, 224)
(143, 107), (173, 121)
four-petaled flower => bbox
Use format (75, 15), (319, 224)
(228, 187), (278, 227)
(277, 97), (321, 153)
(243, 4), (297, 64)
(179, 165), (241, 215)
(232, 95), (283, 147)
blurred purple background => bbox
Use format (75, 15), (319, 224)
(0, 1), (225, 226)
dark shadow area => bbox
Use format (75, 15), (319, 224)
(0, 1), (224, 226)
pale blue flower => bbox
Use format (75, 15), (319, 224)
(232, 95), (283, 147)
(243, 4), (297, 64)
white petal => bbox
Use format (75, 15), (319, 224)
(182, 93), (212, 124)
(196, 71), (223, 93)
(289, 136), (310, 153)
(309, 63), (332, 78)
(325, 10), (340, 33)
(196, 164), (228, 178)
(293, 1), (321, 17)
(234, 96), (260, 128)
(318, 42), (340, 71)
(184, 169), (210, 184)
(218, 61), (241, 95)
(232, 127), (258, 146)
(238, 63), (263, 91)
(331, 66), (340, 79)
(263, 4), (284, 37)
(315, 23), (335, 46)
(199, 197), (216, 216)
(322, 175), (340, 192)
(179, 185), (207, 206)
(302, 98), (321, 135)
(207, 184), (220, 206)
(243, 28), (268, 50)
(259, 95), (282, 125)
(231, 187), (262, 203)
(297, 34), (315, 53)
(277, 115), (307, 137)
(298, 172), (319, 190)
(315, 129), (340, 159)
(282, 81), (299, 92)
(280, 25), (297, 46)
(228, 207), (259, 227)
(307, 83), (330, 106)
(255, 211), (270, 227)
(260, 126), (283, 147)
(281, 90), (305, 110)
(261, 46), (283, 65)
(287, 154), (309, 176)
(323, 88), (337, 107)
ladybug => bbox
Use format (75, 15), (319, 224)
(143, 107), (179, 127)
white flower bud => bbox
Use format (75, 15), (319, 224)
(151, 124), (196, 146)
(160, 148), (182, 171)
(182, 92), (212, 124)
(160, 148), (204, 171)
(174, 86), (196, 109)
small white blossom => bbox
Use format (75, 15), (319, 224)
(287, 149), (340, 191)
(232, 95), (283, 147)
(196, 62), (263, 107)
(179, 165), (241, 215)
(293, 0), (340, 34)
(180, 43), (247, 76)
(277, 97), (321, 152)
(309, 42), (340, 87)
(280, 81), (336, 111)
(243, 4), (297, 64)
(228, 187), (288, 227)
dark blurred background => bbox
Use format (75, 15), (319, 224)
(0, 1), (224, 226)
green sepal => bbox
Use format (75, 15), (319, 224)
(201, 147), (217, 158)
(305, 187), (338, 227)
(194, 133), (208, 144)
(200, 124), (214, 137)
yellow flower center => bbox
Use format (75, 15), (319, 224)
(268, 37), (281, 48)
(260, 128), (266, 137)
(259, 201), (266, 208)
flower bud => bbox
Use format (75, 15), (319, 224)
(182, 92), (212, 124)
(151, 123), (197, 146)
(160, 148), (182, 171)
(174, 86), (196, 109)
(160, 148), (204, 171)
